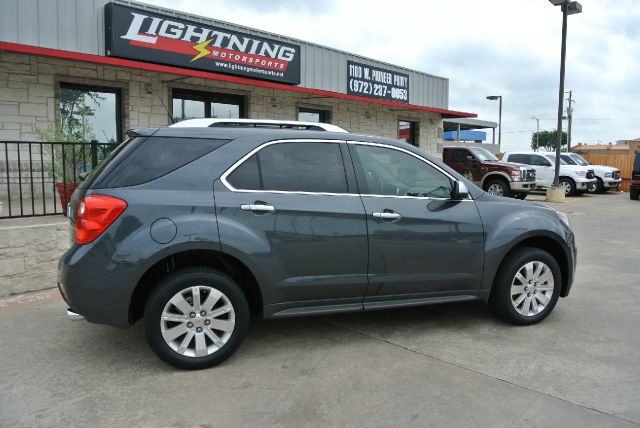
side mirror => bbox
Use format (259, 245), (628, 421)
(79, 171), (89, 181)
(452, 180), (470, 200)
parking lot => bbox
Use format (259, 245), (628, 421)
(1, 191), (638, 427)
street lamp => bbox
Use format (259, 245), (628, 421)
(547, 0), (582, 202)
(486, 95), (502, 151)
(531, 116), (540, 149)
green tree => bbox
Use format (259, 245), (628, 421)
(531, 130), (567, 152)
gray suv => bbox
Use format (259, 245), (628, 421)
(59, 124), (576, 369)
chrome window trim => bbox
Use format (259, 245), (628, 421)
(220, 139), (358, 197)
(219, 139), (472, 201)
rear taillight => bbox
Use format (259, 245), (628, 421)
(75, 195), (127, 245)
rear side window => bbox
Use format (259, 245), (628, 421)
(226, 142), (348, 193)
(96, 137), (229, 188)
(508, 154), (530, 164)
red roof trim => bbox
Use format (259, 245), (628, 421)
(0, 41), (476, 118)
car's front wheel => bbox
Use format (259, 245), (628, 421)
(484, 178), (511, 198)
(559, 177), (576, 196)
(144, 267), (250, 370)
(490, 247), (561, 325)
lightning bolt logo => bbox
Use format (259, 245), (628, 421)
(191, 39), (212, 62)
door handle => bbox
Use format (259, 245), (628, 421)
(240, 203), (275, 212)
(372, 211), (401, 220)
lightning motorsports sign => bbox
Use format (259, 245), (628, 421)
(104, 3), (301, 84)
(347, 60), (409, 103)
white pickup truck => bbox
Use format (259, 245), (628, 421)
(502, 151), (597, 196)
(560, 153), (621, 193)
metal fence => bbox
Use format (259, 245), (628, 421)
(0, 140), (115, 219)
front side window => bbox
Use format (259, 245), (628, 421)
(531, 155), (551, 166)
(172, 89), (244, 123)
(569, 154), (590, 166)
(451, 149), (471, 163)
(544, 154), (567, 165)
(226, 142), (348, 194)
(352, 144), (452, 198)
(59, 84), (120, 143)
(561, 154), (578, 165)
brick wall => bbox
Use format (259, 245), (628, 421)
(0, 51), (444, 155)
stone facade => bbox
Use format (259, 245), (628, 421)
(0, 51), (444, 155)
(0, 218), (68, 297)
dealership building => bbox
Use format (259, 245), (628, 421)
(0, 0), (475, 155)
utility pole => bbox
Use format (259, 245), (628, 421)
(566, 90), (573, 152)
(532, 116), (540, 149)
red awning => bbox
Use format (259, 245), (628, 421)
(0, 41), (476, 119)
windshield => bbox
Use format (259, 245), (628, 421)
(544, 154), (568, 165)
(569, 153), (590, 166)
(469, 147), (499, 162)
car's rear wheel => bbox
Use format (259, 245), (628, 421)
(484, 178), (511, 198)
(490, 247), (561, 325)
(144, 267), (249, 370)
(559, 177), (576, 196)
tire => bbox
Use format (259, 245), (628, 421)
(559, 177), (576, 196)
(484, 178), (511, 198)
(588, 178), (604, 194)
(489, 247), (561, 326)
(513, 192), (528, 200)
(144, 267), (250, 370)
(631, 188), (640, 200)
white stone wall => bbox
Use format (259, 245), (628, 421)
(0, 51), (444, 155)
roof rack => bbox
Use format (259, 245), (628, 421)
(169, 118), (348, 133)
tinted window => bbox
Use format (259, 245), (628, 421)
(97, 137), (229, 188)
(451, 149), (470, 163)
(532, 155), (552, 166)
(227, 142), (348, 193)
(508, 154), (530, 164)
(353, 144), (452, 198)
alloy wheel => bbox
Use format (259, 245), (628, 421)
(560, 181), (572, 195)
(160, 286), (235, 357)
(510, 261), (554, 317)
(487, 183), (505, 196)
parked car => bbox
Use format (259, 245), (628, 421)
(502, 151), (596, 196)
(442, 146), (536, 199)
(59, 120), (577, 369)
(560, 153), (621, 193)
(631, 151), (640, 200)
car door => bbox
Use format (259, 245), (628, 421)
(347, 142), (485, 305)
(450, 148), (482, 184)
(530, 154), (554, 186)
(214, 139), (369, 315)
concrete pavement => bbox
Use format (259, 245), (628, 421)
(1, 191), (638, 427)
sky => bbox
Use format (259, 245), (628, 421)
(142, 0), (640, 151)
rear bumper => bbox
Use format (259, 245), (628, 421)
(57, 245), (133, 328)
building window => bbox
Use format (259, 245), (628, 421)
(298, 107), (330, 123)
(172, 89), (245, 123)
(59, 83), (121, 143)
(398, 120), (418, 146)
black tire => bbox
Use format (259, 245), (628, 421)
(144, 267), (250, 370)
(589, 178), (604, 194)
(484, 177), (512, 198)
(513, 192), (528, 200)
(559, 177), (576, 196)
(631, 188), (640, 200)
(489, 247), (561, 326)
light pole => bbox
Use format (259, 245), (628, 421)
(566, 90), (573, 152)
(531, 116), (540, 149)
(486, 95), (502, 151)
(547, 0), (582, 201)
